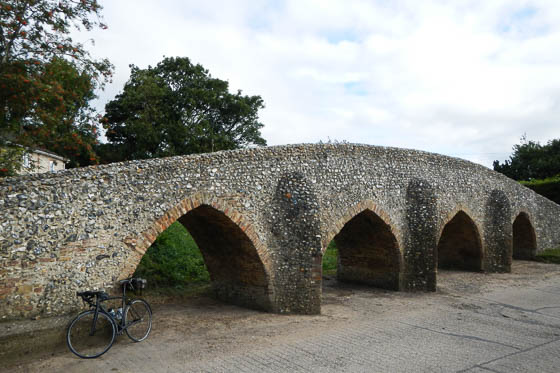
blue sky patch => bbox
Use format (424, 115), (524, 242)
(343, 81), (369, 96)
(324, 29), (361, 44)
(498, 5), (547, 37)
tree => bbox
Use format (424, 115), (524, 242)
(0, 0), (112, 176)
(18, 57), (101, 167)
(0, 144), (24, 175)
(493, 136), (560, 180)
(101, 57), (266, 162)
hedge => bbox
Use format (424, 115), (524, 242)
(520, 175), (560, 204)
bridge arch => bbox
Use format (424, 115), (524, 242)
(323, 200), (402, 290)
(121, 193), (274, 311)
(512, 211), (537, 260)
(437, 208), (483, 271)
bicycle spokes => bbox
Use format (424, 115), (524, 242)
(124, 299), (152, 342)
(67, 311), (116, 358)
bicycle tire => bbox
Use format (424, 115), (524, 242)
(124, 298), (152, 342)
(67, 309), (116, 358)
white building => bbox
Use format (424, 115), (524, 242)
(19, 148), (68, 174)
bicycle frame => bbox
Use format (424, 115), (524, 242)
(88, 281), (140, 334)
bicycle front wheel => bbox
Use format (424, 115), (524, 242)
(124, 298), (152, 342)
(67, 310), (116, 358)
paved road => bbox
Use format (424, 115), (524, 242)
(10, 261), (560, 372)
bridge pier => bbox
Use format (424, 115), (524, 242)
(483, 190), (513, 272)
(265, 171), (323, 314)
(401, 178), (438, 291)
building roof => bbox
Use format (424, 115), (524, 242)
(31, 148), (68, 162)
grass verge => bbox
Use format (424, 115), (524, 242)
(323, 240), (338, 276)
(535, 248), (560, 264)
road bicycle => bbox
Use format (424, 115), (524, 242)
(66, 277), (152, 358)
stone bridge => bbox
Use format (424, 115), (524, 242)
(1, 144), (560, 320)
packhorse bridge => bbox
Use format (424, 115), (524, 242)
(1, 144), (560, 320)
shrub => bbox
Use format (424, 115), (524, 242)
(520, 175), (560, 204)
(134, 222), (210, 287)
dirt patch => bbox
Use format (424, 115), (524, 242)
(5, 260), (560, 372)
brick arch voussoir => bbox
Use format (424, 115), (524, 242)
(120, 193), (273, 281)
(437, 205), (484, 255)
(322, 200), (403, 265)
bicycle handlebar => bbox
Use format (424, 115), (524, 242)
(76, 278), (147, 306)
(119, 277), (147, 290)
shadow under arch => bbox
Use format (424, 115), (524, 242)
(324, 200), (402, 290)
(512, 211), (537, 260)
(121, 195), (274, 312)
(437, 210), (483, 271)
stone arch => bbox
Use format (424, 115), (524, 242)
(324, 200), (402, 290)
(121, 193), (273, 311)
(512, 211), (537, 260)
(437, 209), (483, 271)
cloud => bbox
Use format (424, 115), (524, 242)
(78, 0), (560, 167)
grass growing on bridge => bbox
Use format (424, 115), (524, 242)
(134, 222), (210, 288)
(535, 248), (560, 264)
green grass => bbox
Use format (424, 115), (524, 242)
(134, 222), (210, 288)
(535, 248), (560, 264)
(322, 240), (338, 276)
(520, 175), (560, 186)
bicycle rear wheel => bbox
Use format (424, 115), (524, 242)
(124, 298), (152, 342)
(67, 310), (116, 358)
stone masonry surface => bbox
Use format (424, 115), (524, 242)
(1, 143), (560, 320)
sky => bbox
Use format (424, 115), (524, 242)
(77, 0), (560, 167)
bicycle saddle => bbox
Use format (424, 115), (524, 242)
(77, 290), (109, 300)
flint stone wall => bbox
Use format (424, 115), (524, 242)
(1, 143), (560, 320)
